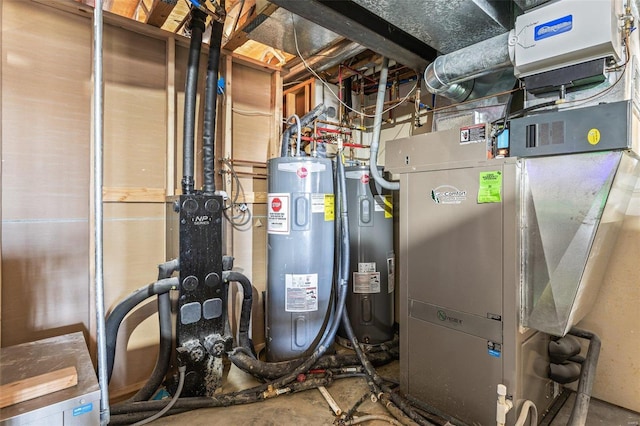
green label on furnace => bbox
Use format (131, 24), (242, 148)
(478, 171), (502, 203)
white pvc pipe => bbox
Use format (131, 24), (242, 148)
(369, 57), (400, 191)
(93, 1), (110, 424)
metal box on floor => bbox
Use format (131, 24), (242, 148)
(0, 332), (100, 426)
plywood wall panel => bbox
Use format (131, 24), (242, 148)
(103, 203), (166, 394)
(1, 0), (91, 347)
(231, 63), (272, 163)
(104, 26), (167, 190)
(1, 0), (91, 222)
(1, 221), (90, 347)
(578, 189), (640, 413)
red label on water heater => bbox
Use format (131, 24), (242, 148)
(297, 167), (308, 178)
(268, 193), (290, 235)
(361, 174), (370, 184)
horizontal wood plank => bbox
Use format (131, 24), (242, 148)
(103, 187), (166, 203)
(0, 366), (78, 409)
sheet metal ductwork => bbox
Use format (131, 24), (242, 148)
(269, 0), (514, 71)
(423, 31), (514, 102)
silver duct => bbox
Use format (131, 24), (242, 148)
(423, 31), (514, 102)
(513, 0), (554, 11)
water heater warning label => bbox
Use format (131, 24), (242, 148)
(353, 272), (381, 293)
(285, 274), (318, 312)
(267, 193), (290, 234)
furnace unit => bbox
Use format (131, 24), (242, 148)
(385, 101), (639, 424)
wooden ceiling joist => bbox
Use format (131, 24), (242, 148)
(223, 2), (278, 51)
(146, 0), (178, 27)
(105, 0), (139, 18)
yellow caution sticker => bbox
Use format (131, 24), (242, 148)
(324, 194), (335, 221)
(587, 128), (601, 145)
(383, 195), (393, 219)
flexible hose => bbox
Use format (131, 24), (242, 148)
(345, 414), (404, 426)
(106, 277), (179, 382)
(131, 365), (186, 426)
(567, 328), (601, 426)
(127, 260), (180, 402)
(368, 57), (399, 191)
(515, 400), (538, 426)
(203, 19), (224, 195)
(224, 271), (255, 354)
(181, 9), (207, 195)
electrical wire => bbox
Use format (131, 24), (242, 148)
(344, 415), (404, 426)
(221, 90), (274, 117)
(221, 157), (252, 229)
(131, 365), (186, 426)
(290, 13), (418, 120)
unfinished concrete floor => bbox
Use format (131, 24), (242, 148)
(144, 360), (640, 426)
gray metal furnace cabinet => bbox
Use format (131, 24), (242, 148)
(386, 127), (554, 425)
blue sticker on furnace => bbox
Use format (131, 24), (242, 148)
(488, 349), (501, 358)
(73, 403), (93, 416)
(534, 15), (573, 41)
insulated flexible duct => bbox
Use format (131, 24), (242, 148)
(423, 31), (514, 102)
(181, 10), (207, 195)
(203, 18), (224, 195)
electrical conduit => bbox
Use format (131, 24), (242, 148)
(93, 0), (109, 423)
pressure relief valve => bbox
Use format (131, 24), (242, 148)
(496, 384), (513, 426)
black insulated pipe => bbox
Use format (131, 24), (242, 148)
(106, 277), (179, 382)
(181, 9), (207, 195)
(108, 375), (334, 424)
(224, 271), (255, 353)
(127, 259), (180, 402)
(202, 17), (225, 195)
(230, 346), (397, 380)
(567, 328), (601, 426)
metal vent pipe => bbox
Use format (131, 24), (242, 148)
(423, 31), (515, 102)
